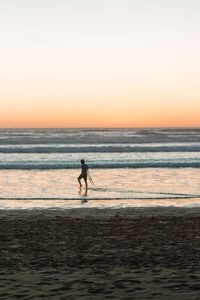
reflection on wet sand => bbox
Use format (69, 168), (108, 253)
(0, 168), (200, 207)
(79, 187), (88, 204)
(1, 198), (200, 210)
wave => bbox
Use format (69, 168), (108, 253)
(0, 161), (200, 169)
(0, 128), (200, 144)
(0, 144), (200, 153)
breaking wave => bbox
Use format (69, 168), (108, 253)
(0, 161), (200, 169)
(0, 143), (200, 153)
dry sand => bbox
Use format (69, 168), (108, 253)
(1, 207), (200, 299)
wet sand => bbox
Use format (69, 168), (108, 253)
(1, 207), (200, 299)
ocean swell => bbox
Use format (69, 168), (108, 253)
(0, 143), (200, 153)
(0, 161), (200, 169)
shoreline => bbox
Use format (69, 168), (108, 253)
(1, 197), (200, 210)
(1, 204), (200, 215)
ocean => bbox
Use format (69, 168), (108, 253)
(0, 128), (200, 209)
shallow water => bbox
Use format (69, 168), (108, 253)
(0, 168), (200, 209)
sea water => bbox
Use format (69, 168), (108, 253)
(0, 128), (200, 209)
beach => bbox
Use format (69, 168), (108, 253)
(0, 128), (200, 298)
(1, 206), (200, 299)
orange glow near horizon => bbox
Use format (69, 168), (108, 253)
(1, 109), (200, 128)
(1, 81), (200, 128)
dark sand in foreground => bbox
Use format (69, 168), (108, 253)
(1, 207), (200, 299)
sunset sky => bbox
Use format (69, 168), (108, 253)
(0, 0), (200, 128)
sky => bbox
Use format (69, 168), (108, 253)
(0, 0), (200, 128)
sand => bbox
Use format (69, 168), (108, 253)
(1, 207), (200, 299)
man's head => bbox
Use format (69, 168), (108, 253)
(80, 159), (85, 164)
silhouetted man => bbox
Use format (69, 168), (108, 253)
(78, 159), (89, 189)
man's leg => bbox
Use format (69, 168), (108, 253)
(78, 175), (82, 187)
(83, 176), (88, 189)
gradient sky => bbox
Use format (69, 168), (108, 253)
(0, 0), (200, 127)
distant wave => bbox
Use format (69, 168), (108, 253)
(0, 144), (200, 153)
(0, 161), (200, 169)
(1, 128), (200, 147)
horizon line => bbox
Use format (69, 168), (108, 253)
(0, 126), (200, 130)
